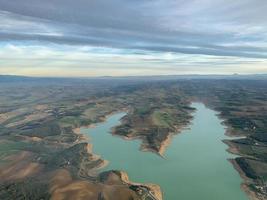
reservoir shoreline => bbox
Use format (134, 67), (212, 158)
(81, 103), (248, 200)
(73, 111), (163, 200)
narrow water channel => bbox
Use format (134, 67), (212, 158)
(81, 103), (248, 200)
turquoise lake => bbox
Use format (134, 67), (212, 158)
(82, 103), (248, 200)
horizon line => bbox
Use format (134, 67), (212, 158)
(1, 73), (267, 79)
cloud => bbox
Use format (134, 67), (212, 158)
(0, 43), (266, 76)
(0, 0), (266, 76)
(0, 0), (266, 59)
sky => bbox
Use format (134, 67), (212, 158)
(0, 0), (267, 77)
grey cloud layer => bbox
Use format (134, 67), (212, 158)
(0, 0), (267, 58)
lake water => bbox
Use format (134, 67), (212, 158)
(82, 103), (248, 200)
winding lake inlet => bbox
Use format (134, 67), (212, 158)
(82, 103), (248, 200)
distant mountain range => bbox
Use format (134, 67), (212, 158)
(0, 74), (267, 83)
